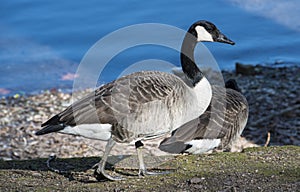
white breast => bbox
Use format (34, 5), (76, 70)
(193, 77), (212, 114)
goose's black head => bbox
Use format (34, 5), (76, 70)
(188, 20), (235, 45)
(225, 79), (241, 92)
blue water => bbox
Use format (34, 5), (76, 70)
(1, 0), (300, 96)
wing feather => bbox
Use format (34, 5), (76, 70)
(42, 71), (184, 128)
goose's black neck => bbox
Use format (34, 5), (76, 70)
(180, 33), (204, 87)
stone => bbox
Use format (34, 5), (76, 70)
(235, 62), (256, 76)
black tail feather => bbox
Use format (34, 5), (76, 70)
(35, 124), (65, 135)
(36, 114), (65, 135)
(158, 139), (188, 154)
(41, 114), (61, 127)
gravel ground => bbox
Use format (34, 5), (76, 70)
(0, 64), (299, 160)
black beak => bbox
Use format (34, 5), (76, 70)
(216, 33), (235, 45)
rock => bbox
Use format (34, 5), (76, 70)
(193, 184), (205, 189)
(235, 62), (256, 75)
(189, 177), (202, 184)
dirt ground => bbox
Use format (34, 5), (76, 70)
(0, 146), (299, 191)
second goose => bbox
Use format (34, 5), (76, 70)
(159, 79), (249, 154)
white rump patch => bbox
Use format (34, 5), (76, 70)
(185, 139), (221, 154)
(195, 26), (213, 42)
(60, 124), (112, 141)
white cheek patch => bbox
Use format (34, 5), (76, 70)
(195, 26), (214, 42)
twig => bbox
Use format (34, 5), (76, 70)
(264, 132), (271, 147)
(46, 154), (60, 173)
(46, 154), (70, 174)
(251, 104), (300, 127)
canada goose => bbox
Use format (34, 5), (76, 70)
(35, 20), (235, 180)
(159, 79), (248, 154)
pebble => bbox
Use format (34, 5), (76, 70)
(189, 177), (202, 184)
(235, 62), (257, 76)
(31, 172), (42, 177)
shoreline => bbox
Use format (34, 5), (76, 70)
(1, 64), (299, 160)
(1, 62), (299, 99)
